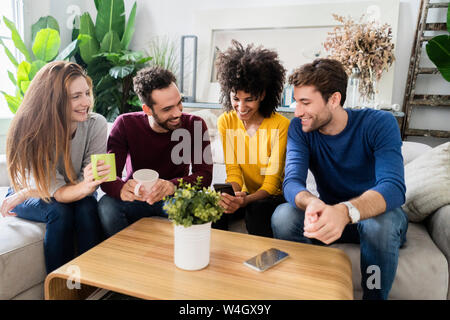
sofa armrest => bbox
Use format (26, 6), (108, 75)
(426, 204), (450, 299)
(0, 155), (9, 186)
(427, 205), (450, 259)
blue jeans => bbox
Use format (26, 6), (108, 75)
(97, 195), (168, 238)
(271, 202), (408, 300)
(6, 188), (103, 274)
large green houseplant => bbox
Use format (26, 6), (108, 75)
(72, 0), (152, 121)
(0, 16), (79, 113)
(426, 3), (450, 82)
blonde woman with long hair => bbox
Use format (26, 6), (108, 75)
(0, 61), (110, 273)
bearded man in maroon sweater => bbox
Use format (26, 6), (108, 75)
(98, 66), (213, 237)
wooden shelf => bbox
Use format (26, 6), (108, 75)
(401, 0), (450, 139)
(405, 128), (450, 138)
(427, 3), (450, 9)
(410, 95), (450, 106)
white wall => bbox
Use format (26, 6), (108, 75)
(123, 0), (419, 106)
(21, 0), (450, 146)
(130, 0), (450, 147)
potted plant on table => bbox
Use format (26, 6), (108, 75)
(163, 177), (223, 271)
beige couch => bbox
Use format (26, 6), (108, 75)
(0, 110), (449, 300)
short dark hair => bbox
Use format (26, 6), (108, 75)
(289, 58), (348, 106)
(215, 40), (286, 118)
(133, 66), (177, 109)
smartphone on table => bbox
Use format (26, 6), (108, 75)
(213, 183), (235, 196)
(244, 248), (289, 272)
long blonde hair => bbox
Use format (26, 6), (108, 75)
(7, 61), (94, 201)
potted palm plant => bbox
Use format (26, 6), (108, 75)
(163, 177), (223, 270)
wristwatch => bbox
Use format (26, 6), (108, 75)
(341, 201), (360, 224)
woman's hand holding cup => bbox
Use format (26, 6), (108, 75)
(81, 160), (110, 196)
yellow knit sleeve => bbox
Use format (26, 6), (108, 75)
(218, 113), (243, 188)
(259, 115), (290, 195)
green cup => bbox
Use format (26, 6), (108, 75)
(91, 153), (116, 182)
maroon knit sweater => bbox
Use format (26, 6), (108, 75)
(100, 112), (213, 199)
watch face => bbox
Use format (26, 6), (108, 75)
(349, 209), (356, 223)
(349, 207), (359, 223)
(342, 201), (359, 223)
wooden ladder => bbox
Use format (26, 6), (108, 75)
(401, 0), (450, 139)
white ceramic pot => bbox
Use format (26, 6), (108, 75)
(174, 221), (212, 271)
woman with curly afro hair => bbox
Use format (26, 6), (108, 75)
(214, 40), (290, 238)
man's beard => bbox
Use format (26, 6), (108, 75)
(153, 113), (182, 131)
(302, 111), (333, 133)
(315, 114), (333, 132)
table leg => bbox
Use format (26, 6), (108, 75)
(45, 275), (97, 300)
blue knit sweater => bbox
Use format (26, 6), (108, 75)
(283, 108), (406, 211)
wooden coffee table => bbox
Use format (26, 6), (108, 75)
(45, 218), (353, 300)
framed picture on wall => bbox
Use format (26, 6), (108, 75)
(194, 0), (399, 105)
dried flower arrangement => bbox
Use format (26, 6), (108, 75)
(323, 14), (395, 99)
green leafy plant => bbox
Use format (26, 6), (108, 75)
(0, 16), (79, 113)
(426, 3), (450, 82)
(163, 177), (224, 228)
(72, 0), (152, 121)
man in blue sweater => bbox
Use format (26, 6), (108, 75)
(271, 59), (408, 300)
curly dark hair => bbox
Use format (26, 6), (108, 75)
(288, 58), (348, 106)
(215, 40), (286, 118)
(133, 66), (177, 109)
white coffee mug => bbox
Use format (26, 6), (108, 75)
(133, 169), (159, 196)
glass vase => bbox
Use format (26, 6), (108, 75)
(361, 78), (377, 109)
(346, 67), (361, 109)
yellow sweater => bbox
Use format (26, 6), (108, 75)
(217, 111), (290, 195)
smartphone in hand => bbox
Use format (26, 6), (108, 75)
(213, 183), (235, 196)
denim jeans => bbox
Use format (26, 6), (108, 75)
(6, 188), (103, 274)
(213, 195), (286, 238)
(97, 195), (168, 238)
(271, 202), (408, 300)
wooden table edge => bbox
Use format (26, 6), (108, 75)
(45, 218), (354, 300)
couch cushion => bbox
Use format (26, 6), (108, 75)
(11, 282), (44, 300)
(401, 141), (432, 165)
(0, 216), (46, 300)
(331, 222), (449, 300)
(426, 205), (450, 300)
(212, 163), (227, 185)
(187, 109), (224, 164)
(402, 142), (450, 222)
